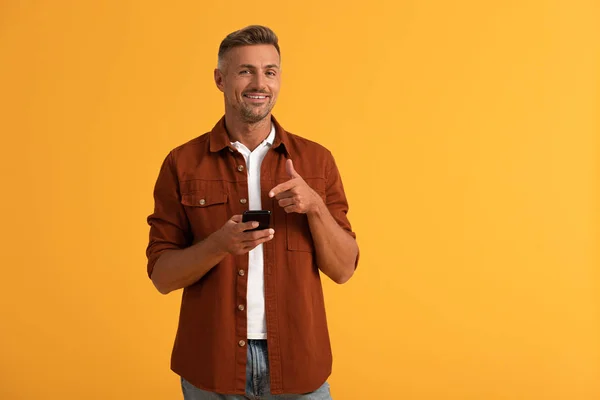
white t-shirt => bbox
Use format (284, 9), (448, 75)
(230, 124), (275, 339)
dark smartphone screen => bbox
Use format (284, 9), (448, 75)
(242, 210), (271, 231)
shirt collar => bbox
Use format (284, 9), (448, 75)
(230, 122), (275, 151)
(209, 115), (291, 157)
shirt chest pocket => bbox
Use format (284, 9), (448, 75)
(181, 191), (228, 208)
(285, 179), (327, 253)
(180, 180), (229, 240)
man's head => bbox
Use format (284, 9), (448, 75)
(214, 25), (281, 124)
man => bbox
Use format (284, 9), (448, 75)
(146, 25), (359, 399)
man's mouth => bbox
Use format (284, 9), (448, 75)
(243, 94), (269, 100)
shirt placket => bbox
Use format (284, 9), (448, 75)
(229, 145), (251, 392)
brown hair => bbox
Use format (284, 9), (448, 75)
(218, 25), (280, 69)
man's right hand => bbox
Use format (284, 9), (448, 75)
(210, 215), (275, 256)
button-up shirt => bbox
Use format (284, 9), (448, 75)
(146, 115), (357, 395)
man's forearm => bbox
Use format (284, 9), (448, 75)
(151, 235), (228, 295)
(307, 200), (359, 284)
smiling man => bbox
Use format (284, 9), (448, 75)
(146, 25), (359, 400)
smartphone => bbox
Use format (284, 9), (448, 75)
(242, 210), (271, 232)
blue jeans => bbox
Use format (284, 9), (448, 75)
(181, 340), (332, 400)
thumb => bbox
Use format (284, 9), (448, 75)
(286, 159), (301, 179)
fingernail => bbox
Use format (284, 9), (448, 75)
(253, 222), (259, 227)
(269, 229), (275, 234)
(268, 192), (274, 197)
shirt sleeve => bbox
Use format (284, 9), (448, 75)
(324, 151), (360, 268)
(146, 151), (192, 278)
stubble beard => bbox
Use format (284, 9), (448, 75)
(240, 101), (274, 124)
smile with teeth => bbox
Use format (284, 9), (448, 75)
(244, 94), (268, 99)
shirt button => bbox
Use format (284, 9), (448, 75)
(237, 165), (244, 172)
(240, 198), (247, 204)
(238, 304), (245, 311)
(198, 199), (206, 205)
(238, 269), (245, 276)
(239, 340), (246, 347)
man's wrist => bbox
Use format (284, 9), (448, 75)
(307, 191), (326, 217)
(204, 231), (229, 258)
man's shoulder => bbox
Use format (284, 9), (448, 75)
(156, 131), (213, 175)
(169, 131), (211, 157)
(284, 129), (332, 158)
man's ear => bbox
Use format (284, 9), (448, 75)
(214, 68), (225, 92)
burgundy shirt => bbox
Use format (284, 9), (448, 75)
(146, 116), (358, 395)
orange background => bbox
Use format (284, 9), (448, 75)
(1, 1), (598, 399)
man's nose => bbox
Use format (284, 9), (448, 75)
(251, 73), (267, 90)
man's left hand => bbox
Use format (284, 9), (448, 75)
(269, 159), (323, 214)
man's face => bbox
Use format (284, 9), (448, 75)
(215, 44), (281, 124)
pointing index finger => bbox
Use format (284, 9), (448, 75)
(269, 179), (296, 198)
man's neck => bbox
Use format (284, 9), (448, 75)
(224, 113), (272, 152)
